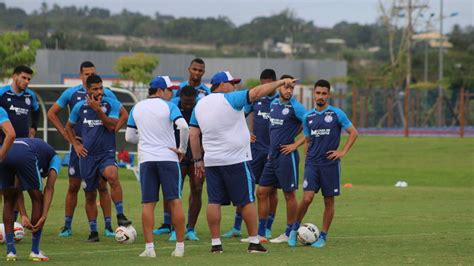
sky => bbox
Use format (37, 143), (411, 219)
(2, 0), (472, 32)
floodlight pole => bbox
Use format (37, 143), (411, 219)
(437, 0), (445, 127)
(404, 0), (413, 137)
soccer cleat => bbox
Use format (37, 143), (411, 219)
(153, 224), (171, 235)
(171, 249), (184, 257)
(185, 230), (200, 241)
(240, 236), (268, 243)
(104, 228), (115, 237)
(221, 227), (241, 238)
(117, 214), (132, 227)
(58, 227), (72, 237)
(168, 231), (177, 241)
(6, 252), (16, 261)
(139, 249), (156, 257)
(311, 238), (326, 248)
(247, 243), (268, 253)
(270, 234), (289, 243)
(85, 231), (100, 242)
(265, 228), (272, 238)
(288, 230), (297, 247)
(210, 245), (223, 253)
(29, 251), (49, 261)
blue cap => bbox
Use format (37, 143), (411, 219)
(210, 71), (241, 85)
(149, 76), (179, 90)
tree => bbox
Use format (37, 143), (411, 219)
(114, 53), (159, 89)
(0, 31), (41, 80)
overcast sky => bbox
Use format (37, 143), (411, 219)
(2, 0), (472, 32)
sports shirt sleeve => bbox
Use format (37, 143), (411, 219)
(49, 154), (62, 175)
(334, 108), (353, 130)
(0, 107), (10, 125)
(68, 101), (84, 124)
(189, 109), (199, 127)
(55, 88), (73, 108)
(303, 112), (311, 137)
(166, 101), (183, 122)
(224, 90), (251, 111)
(127, 107), (136, 128)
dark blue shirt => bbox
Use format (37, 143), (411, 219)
(0, 85), (39, 138)
(303, 105), (352, 165)
(69, 97), (121, 156)
(174, 99), (195, 160)
(244, 94), (279, 152)
(268, 98), (307, 157)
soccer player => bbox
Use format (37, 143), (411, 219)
(0, 138), (61, 262)
(288, 79), (358, 248)
(125, 76), (188, 257)
(189, 70), (296, 253)
(47, 61), (128, 237)
(255, 74), (306, 244)
(223, 69), (280, 239)
(175, 58), (210, 99)
(65, 74), (132, 242)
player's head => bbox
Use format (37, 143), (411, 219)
(313, 79), (331, 108)
(149, 76), (178, 101)
(188, 58), (205, 83)
(80, 61), (97, 86)
(278, 74), (295, 101)
(260, 69), (276, 84)
(12, 65), (33, 91)
(86, 74), (104, 101)
(210, 71), (241, 93)
(179, 85), (197, 111)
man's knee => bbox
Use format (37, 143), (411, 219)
(68, 178), (81, 193)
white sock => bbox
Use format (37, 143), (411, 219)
(176, 242), (184, 250)
(248, 235), (259, 244)
(211, 238), (222, 246)
(145, 242), (154, 251)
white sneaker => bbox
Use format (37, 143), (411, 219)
(6, 252), (17, 261)
(171, 248), (184, 257)
(240, 236), (268, 243)
(270, 234), (289, 243)
(394, 181), (402, 187)
(139, 249), (156, 257)
(240, 237), (249, 242)
(30, 250), (49, 261)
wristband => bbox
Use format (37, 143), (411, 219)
(193, 158), (203, 163)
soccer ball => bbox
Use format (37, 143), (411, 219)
(297, 223), (320, 245)
(0, 223), (5, 244)
(115, 225), (137, 244)
(14, 222), (25, 242)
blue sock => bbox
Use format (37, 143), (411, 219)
(32, 229), (42, 254)
(320, 231), (327, 240)
(186, 226), (194, 233)
(114, 201), (124, 215)
(104, 216), (112, 230)
(89, 220), (97, 232)
(285, 224), (292, 237)
(65, 215), (73, 229)
(6, 233), (16, 254)
(233, 212), (242, 231)
(13, 211), (19, 222)
(258, 218), (267, 237)
(164, 211), (171, 225)
(292, 222), (300, 231)
(266, 213), (275, 230)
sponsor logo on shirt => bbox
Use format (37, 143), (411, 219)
(9, 105), (29, 115)
(83, 118), (103, 127)
(257, 110), (270, 120)
(310, 128), (331, 137)
(270, 117), (284, 126)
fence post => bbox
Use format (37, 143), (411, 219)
(460, 87), (465, 138)
(352, 87), (357, 127)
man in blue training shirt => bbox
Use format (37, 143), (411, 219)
(174, 58), (210, 100)
(288, 79), (358, 248)
(0, 138), (61, 262)
(47, 61), (128, 238)
(0, 65), (40, 140)
(65, 74), (132, 242)
(254, 74), (307, 244)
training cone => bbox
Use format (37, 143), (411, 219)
(343, 183), (353, 188)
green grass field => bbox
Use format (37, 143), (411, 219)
(2, 136), (473, 265)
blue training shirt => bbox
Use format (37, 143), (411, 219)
(0, 85), (39, 138)
(303, 105), (352, 165)
(244, 94), (279, 152)
(173, 81), (211, 100)
(0, 107), (10, 125)
(69, 97), (121, 155)
(268, 97), (307, 157)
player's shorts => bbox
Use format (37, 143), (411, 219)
(303, 161), (341, 197)
(139, 161), (182, 203)
(250, 148), (268, 184)
(180, 147), (194, 167)
(259, 151), (299, 192)
(68, 149), (81, 178)
(0, 143), (43, 191)
(205, 161), (255, 206)
(79, 152), (117, 192)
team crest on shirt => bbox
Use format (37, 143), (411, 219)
(282, 108), (290, 115)
(101, 106), (108, 113)
(303, 179), (308, 188)
(198, 93), (205, 99)
(25, 97), (31, 106)
(324, 114), (333, 123)
(69, 166), (75, 176)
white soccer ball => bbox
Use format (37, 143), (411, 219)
(115, 225), (136, 244)
(14, 222), (25, 242)
(297, 223), (320, 245)
(0, 223), (5, 244)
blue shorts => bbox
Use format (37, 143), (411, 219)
(303, 161), (341, 197)
(139, 161), (182, 203)
(205, 161), (255, 206)
(68, 149), (81, 178)
(79, 152), (117, 192)
(259, 152), (299, 192)
(250, 148), (268, 184)
(0, 144), (43, 191)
